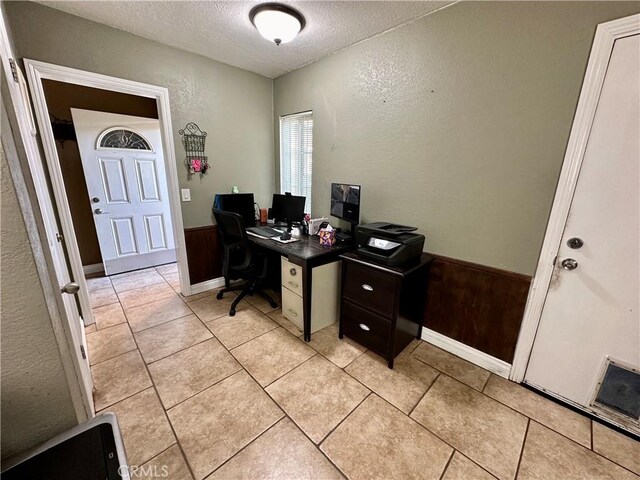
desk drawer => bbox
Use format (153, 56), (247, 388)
(281, 257), (303, 297)
(282, 287), (304, 330)
(342, 300), (391, 356)
(343, 261), (396, 318)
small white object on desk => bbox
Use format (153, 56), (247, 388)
(309, 217), (328, 236)
(271, 237), (299, 244)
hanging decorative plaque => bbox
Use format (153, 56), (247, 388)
(179, 122), (209, 175)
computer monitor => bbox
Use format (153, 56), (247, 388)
(330, 183), (361, 225)
(271, 193), (306, 228)
(213, 193), (256, 227)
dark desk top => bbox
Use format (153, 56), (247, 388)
(249, 233), (354, 263)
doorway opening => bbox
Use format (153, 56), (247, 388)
(25, 60), (191, 336)
(42, 80), (178, 279)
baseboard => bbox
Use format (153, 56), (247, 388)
(189, 276), (227, 295)
(82, 263), (104, 275)
(421, 328), (511, 378)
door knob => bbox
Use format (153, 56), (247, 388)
(61, 282), (80, 294)
(94, 208), (107, 214)
(561, 258), (578, 271)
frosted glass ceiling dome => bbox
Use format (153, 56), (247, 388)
(250, 3), (306, 46)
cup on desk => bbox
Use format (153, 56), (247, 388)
(291, 226), (302, 238)
(260, 208), (268, 223)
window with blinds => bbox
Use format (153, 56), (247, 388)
(280, 111), (313, 213)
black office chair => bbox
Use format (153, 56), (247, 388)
(213, 208), (278, 316)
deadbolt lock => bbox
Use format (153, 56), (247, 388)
(567, 237), (584, 249)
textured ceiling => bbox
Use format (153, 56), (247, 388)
(36, 1), (454, 77)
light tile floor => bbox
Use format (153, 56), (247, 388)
(85, 263), (640, 480)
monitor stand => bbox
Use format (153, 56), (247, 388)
(336, 223), (356, 242)
(335, 231), (352, 242)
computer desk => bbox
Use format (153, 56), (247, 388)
(248, 233), (355, 341)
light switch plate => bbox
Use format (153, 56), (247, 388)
(181, 188), (191, 202)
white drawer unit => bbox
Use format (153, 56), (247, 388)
(281, 286), (304, 330)
(280, 255), (341, 334)
(281, 257), (303, 296)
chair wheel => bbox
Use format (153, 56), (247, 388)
(269, 301), (278, 308)
(229, 308), (236, 316)
(216, 291), (224, 300)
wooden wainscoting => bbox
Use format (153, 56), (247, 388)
(424, 255), (531, 363)
(184, 225), (222, 285)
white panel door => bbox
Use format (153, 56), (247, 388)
(71, 109), (176, 275)
(0, 17), (93, 417)
(524, 35), (639, 430)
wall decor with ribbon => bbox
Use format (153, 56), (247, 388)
(179, 122), (209, 175)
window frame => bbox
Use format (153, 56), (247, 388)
(279, 110), (313, 214)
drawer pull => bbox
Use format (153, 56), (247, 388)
(361, 284), (373, 292)
(287, 308), (298, 317)
(289, 268), (297, 276)
(359, 323), (371, 331)
(287, 281), (299, 288)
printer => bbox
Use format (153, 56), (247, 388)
(355, 222), (425, 266)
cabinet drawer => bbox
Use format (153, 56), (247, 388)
(343, 261), (396, 318)
(282, 287), (303, 330)
(342, 300), (391, 356)
(281, 256), (303, 297)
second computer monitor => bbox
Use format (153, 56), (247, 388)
(330, 183), (361, 225)
(213, 193), (256, 227)
(271, 193), (306, 226)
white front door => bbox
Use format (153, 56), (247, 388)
(524, 35), (639, 431)
(71, 109), (176, 275)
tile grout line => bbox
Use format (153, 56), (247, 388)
(407, 372), (440, 417)
(126, 310), (199, 480)
(437, 449), (456, 480)
(160, 361), (244, 411)
(202, 417), (288, 478)
(513, 418), (531, 479)
(86, 323), (137, 367)
(480, 371), (491, 391)
(207, 330), (350, 479)
(315, 391), (373, 447)
(375, 391), (508, 478)
(94, 277), (199, 480)
(456, 451), (500, 479)
(258, 351), (319, 390)
(406, 348), (605, 453)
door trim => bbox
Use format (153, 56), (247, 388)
(510, 14), (640, 382)
(23, 60), (193, 309)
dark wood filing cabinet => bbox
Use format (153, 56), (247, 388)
(339, 252), (433, 368)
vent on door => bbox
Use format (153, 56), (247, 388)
(591, 358), (640, 422)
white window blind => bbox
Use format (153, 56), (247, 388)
(280, 111), (313, 213)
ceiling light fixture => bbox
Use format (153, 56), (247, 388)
(249, 3), (306, 46)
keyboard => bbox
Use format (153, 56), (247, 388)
(247, 226), (282, 238)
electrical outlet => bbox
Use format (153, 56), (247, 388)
(181, 188), (191, 202)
